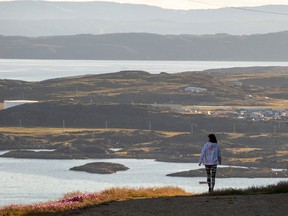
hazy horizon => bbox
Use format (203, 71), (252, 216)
(1, 1), (288, 36)
(1, 0), (288, 10)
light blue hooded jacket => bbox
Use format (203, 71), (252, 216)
(199, 142), (221, 165)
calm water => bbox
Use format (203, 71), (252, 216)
(1, 59), (288, 81)
(0, 151), (286, 206)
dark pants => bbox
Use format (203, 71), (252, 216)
(205, 165), (217, 192)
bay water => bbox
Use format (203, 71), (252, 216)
(0, 151), (286, 206)
(1, 59), (288, 81)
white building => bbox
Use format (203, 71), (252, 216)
(4, 100), (39, 109)
(184, 87), (207, 93)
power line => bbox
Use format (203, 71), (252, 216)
(188, 0), (222, 8)
(231, 7), (288, 16)
(188, 0), (288, 16)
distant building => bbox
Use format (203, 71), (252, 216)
(4, 100), (39, 109)
(184, 87), (207, 93)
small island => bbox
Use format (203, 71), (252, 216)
(167, 167), (288, 178)
(70, 162), (129, 174)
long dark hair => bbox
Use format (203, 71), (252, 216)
(208, 134), (217, 143)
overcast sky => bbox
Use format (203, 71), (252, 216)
(1, 0), (288, 9)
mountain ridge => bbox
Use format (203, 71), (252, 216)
(0, 31), (288, 61)
(1, 1), (288, 36)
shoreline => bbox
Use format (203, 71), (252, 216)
(1, 151), (287, 178)
(0, 156), (286, 207)
(1, 60), (288, 82)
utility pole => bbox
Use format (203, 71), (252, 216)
(75, 85), (78, 97)
(191, 123), (198, 134)
(105, 120), (108, 129)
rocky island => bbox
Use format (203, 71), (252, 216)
(70, 162), (129, 174)
(167, 167), (288, 178)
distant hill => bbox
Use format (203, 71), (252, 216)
(1, 67), (288, 106)
(0, 1), (288, 36)
(0, 32), (288, 61)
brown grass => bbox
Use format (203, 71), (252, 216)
(190, 153), (201, 157)
(265, 99), (288, 110)
(98, 187), (191, 202)
(231, 99), (288, 110)
(114, 151), (128, 156)
(0, 127), (142, 136)
(276, 150), (288, 157)
(0, 127), (97, 136)
(0, 187), (191, 216)
(220, 73), (288, 82)
(183, 105), (232, 111)
(226, 133), (245, 139)
(159, 131), (189, 138)
(249, 134), (271, 138)
(229, 157), (262, 163)
(0, 127), (192, 145)
(226, 148), (262, 154)
(129, 147), (154, 153)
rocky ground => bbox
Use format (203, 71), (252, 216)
(0, 126), (287, 169)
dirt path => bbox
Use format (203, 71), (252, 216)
(56, 193), (287, 216)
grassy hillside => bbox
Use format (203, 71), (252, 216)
(0, 67), (287, 168)
(2, 68), (288, 106)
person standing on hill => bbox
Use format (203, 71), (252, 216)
(199, 134), (221, 193)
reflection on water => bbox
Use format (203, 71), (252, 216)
(0, 154), (286, 206)
(0, 149), (55, 155)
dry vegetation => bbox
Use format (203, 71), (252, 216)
(264, 99), (288, 109)
(229, 157), (263, 163)
(158, 131), (189, 138)
(276, 150), (288, 156)
(0, 126), (287, 168)
(225, 148), (262, 154)
(0, 127), (137, 136)
(1, 182), (287, 216)
(0, 187), (191, 216)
